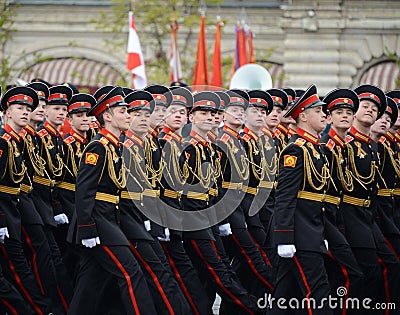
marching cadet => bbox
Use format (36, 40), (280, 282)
(282, 88), (297, 138)
(371, 96), (400, 259)
(216, 89), (274, 300)
(272, 85), (332, 315)
(68, 86), (156, 314)
(120, 90), (190, 314)
(148, 85), (210, 315)
(181, 91), (261, 315)
(343, 84), (400, 313)
(319, 88), (364, 315)
(386, 90), (400, 230)
(0, 86), (56, 314)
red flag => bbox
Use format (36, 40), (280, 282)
(210, 19), (223, 88)
(238, 26), (248, 67)
(169, 21), (182, 82)
(126, 11), (147, 89)
(192, 16), (208, 87)
(248, 28), (255, 63)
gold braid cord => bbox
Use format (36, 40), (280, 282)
(347, 145), (377, 186)
(301, 146), (329, 191)
(67, 145), (79, 177)
(167, 141), (188, 186)
(383, 142), (400, 179)
(105, 145), (126, 190)
(208, 143), (222, 179)
(24, 136), (45, 177)
(145, 138), (164, 188)
(42, 135), (63, 177)
(331, 148), (354, 192)
(7, 141), (26, 184)
(247, 139), (265, 181)
(125, 146), (151, 189)
(226, 140), (249, 181)
(184, 145), (215, 189)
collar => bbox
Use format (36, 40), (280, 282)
(4, 124), (21, 142)
(100, 128), (120, 146)
(70, 129), (87, 144)
(148, 125), (159, 138)
(328, 127), (345, 148)
(163, 125), (182, 143)
(261, 126), (274, 138)
(276, 123), (289, 135)
(288, 128), (297, 137)
(243, 126), (259, 142)
(385, 130), (396, 143)
(396, 131), (400, 143)
(44, 120), (59, 136)
(190, 130), (208, 146)
(296, 127), (319, 145)
(223, 125), (240, 138)
(208, 130), (217, 142)
(349, 126), (371, 144)
(125, 129), (145, 147)
(24, 124), (36, 136)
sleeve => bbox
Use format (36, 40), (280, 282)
(0, 139), (8, 227)
(273, 144), (304, 245)
(75, 141), (105, 240)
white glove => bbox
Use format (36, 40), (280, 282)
(324, 239), (329, 251)
(157, 228), (170, 242)
(0, 227), (9, 244)
(54, 213), (69, 225)
(277, 244), (296, 258)
(81, 237), (100, 248)
(219, 223), (232, 237)
(144, 220), (151, 232)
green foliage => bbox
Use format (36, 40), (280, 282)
(386, 47), (400, 89)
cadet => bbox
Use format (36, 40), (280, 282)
(272, 84), (332, 314)
(68, 86), (156, 314)
(0, 86), (55, 314)
(320, 88), (364, 315)
(121, 90), (190, 314)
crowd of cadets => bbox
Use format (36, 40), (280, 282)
(0, 78), (400, 315)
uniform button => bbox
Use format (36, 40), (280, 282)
(116, 205), (119, 210)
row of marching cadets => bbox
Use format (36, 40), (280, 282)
(0, 79), (400, 315)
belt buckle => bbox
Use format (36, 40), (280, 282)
(50, 180), (55, 187)
(177, 190), (183, 199)
(321, 194), (326, 202)
(363, 199), (370, 207)
(116, 196), (120, 204)
(390, 189), (394, 197)
(237, 183), (243, 190)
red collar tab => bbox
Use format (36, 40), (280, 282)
(328, 127), (345, 148)
(327, 98), (354, 111)
(385, 131), (396, 142)
(44, 120), (59, 136)
(4, 124), (21, 142)
(126, 129), (144, 147)
(296, 127), (319, 145)
(288, 128), (296, 136)
(70, 129), (86, 144)
(148, 125), (159, 138)
(358, 92), (380, 104)
(190, 130), (208, 146)
(395, 131), (400, 142)
(208, 130), (217, 142)
(163, 126), (182, 142)
(276, 123), (288, 135)
(243, 126), (259, 142)
(68, 101), (91, 113)
(349, 126), (371, 144)
(24, 124), (36, 136)
(261, 126), (274, 138)
(223, 125), (239, 138)
(7, 94), (33, 106)
(100, 128), (120, 146)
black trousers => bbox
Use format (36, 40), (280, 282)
(184, 238), (260, 315)
(271, 251), (333, 315)
(129, 239), (191, 315)
(68, 245), (157, 315)
(161, 237), (210, 315)
(0, 238), (54, 315)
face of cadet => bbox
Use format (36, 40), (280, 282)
(328, 108), (354, 131)
(189, 109), (215, 134)
(354, 100), (379, 127)
(108, 106), (131, 132)
(213, 111), (223, 129)
(302, 106), (327, 134)
(245, 106), (267, 130)
(265, 106), (281, 129)
(45, 104), (67, 127)
(6, 104), (31, 129)
(149, 104), (167, 129)
(371, 112), (391, 137)
(29, 99), (46, 125)
(129, 109), (151, 136)
(164, 105), (187, 131)
(68, 111), (91, 133)
(224, 105), (245, 128)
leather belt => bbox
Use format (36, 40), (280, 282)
(57, 181), (75, 192)
(163, 189), (183, 199)
(20, 183), (33, 194)
(222, 182), (243, 190)
(142, 189), (160, 198)
(33, 175), (55, 187)
(209, 188), (218, 197)
(0, 185), (20, 195)
(377, 188), (400, 197)
(258, 181), (274, 189)
(342, 194), (371, 208)
(95, 192), (119, 204)
(297, 190), (340, 206)
(186, 191), (209, 201)
(120, 191), (142, 201)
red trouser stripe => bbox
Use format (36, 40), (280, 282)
(57, 286), (69, 312)
(210, 240), (221, 260)
(293, 255), (313, 315)
(190, 239), (254, 315)
(378, 257), (390, 315)
(103, 246), (140, 315)
(249, 232), (272, 267)
(21, 226), (45, 294)
(161, 242), (200, 315)
(328, 250), (349, 315)
(230, 233), (273, 290)
(129, 241), (175, 315)
(0, 245), (44, 315)
(0, 297), (19, 315)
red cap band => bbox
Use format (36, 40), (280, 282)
(358, 92), (380, 104)
(193, 100), (216, 108)
(129, 100), (150, 109)
(327, 98), (354, 111)
(290, 94), (320, 119)
(229, 97), (245, 105)
(7, 94), (33, 105)
(172, 95), (187, 105)
(68, 101), (92, 112)
(272, 96), (283, 104)
(153, 94), (167, 103)
(249, 98), (269, 106)
(48, 93), (68, 102)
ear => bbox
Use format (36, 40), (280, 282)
(5, 108), (12, 119)
(103, 110), (113, 123)
(298, 111), (307, 123)
(326, 114), (333, 125)
(188, 113), (194, 123)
